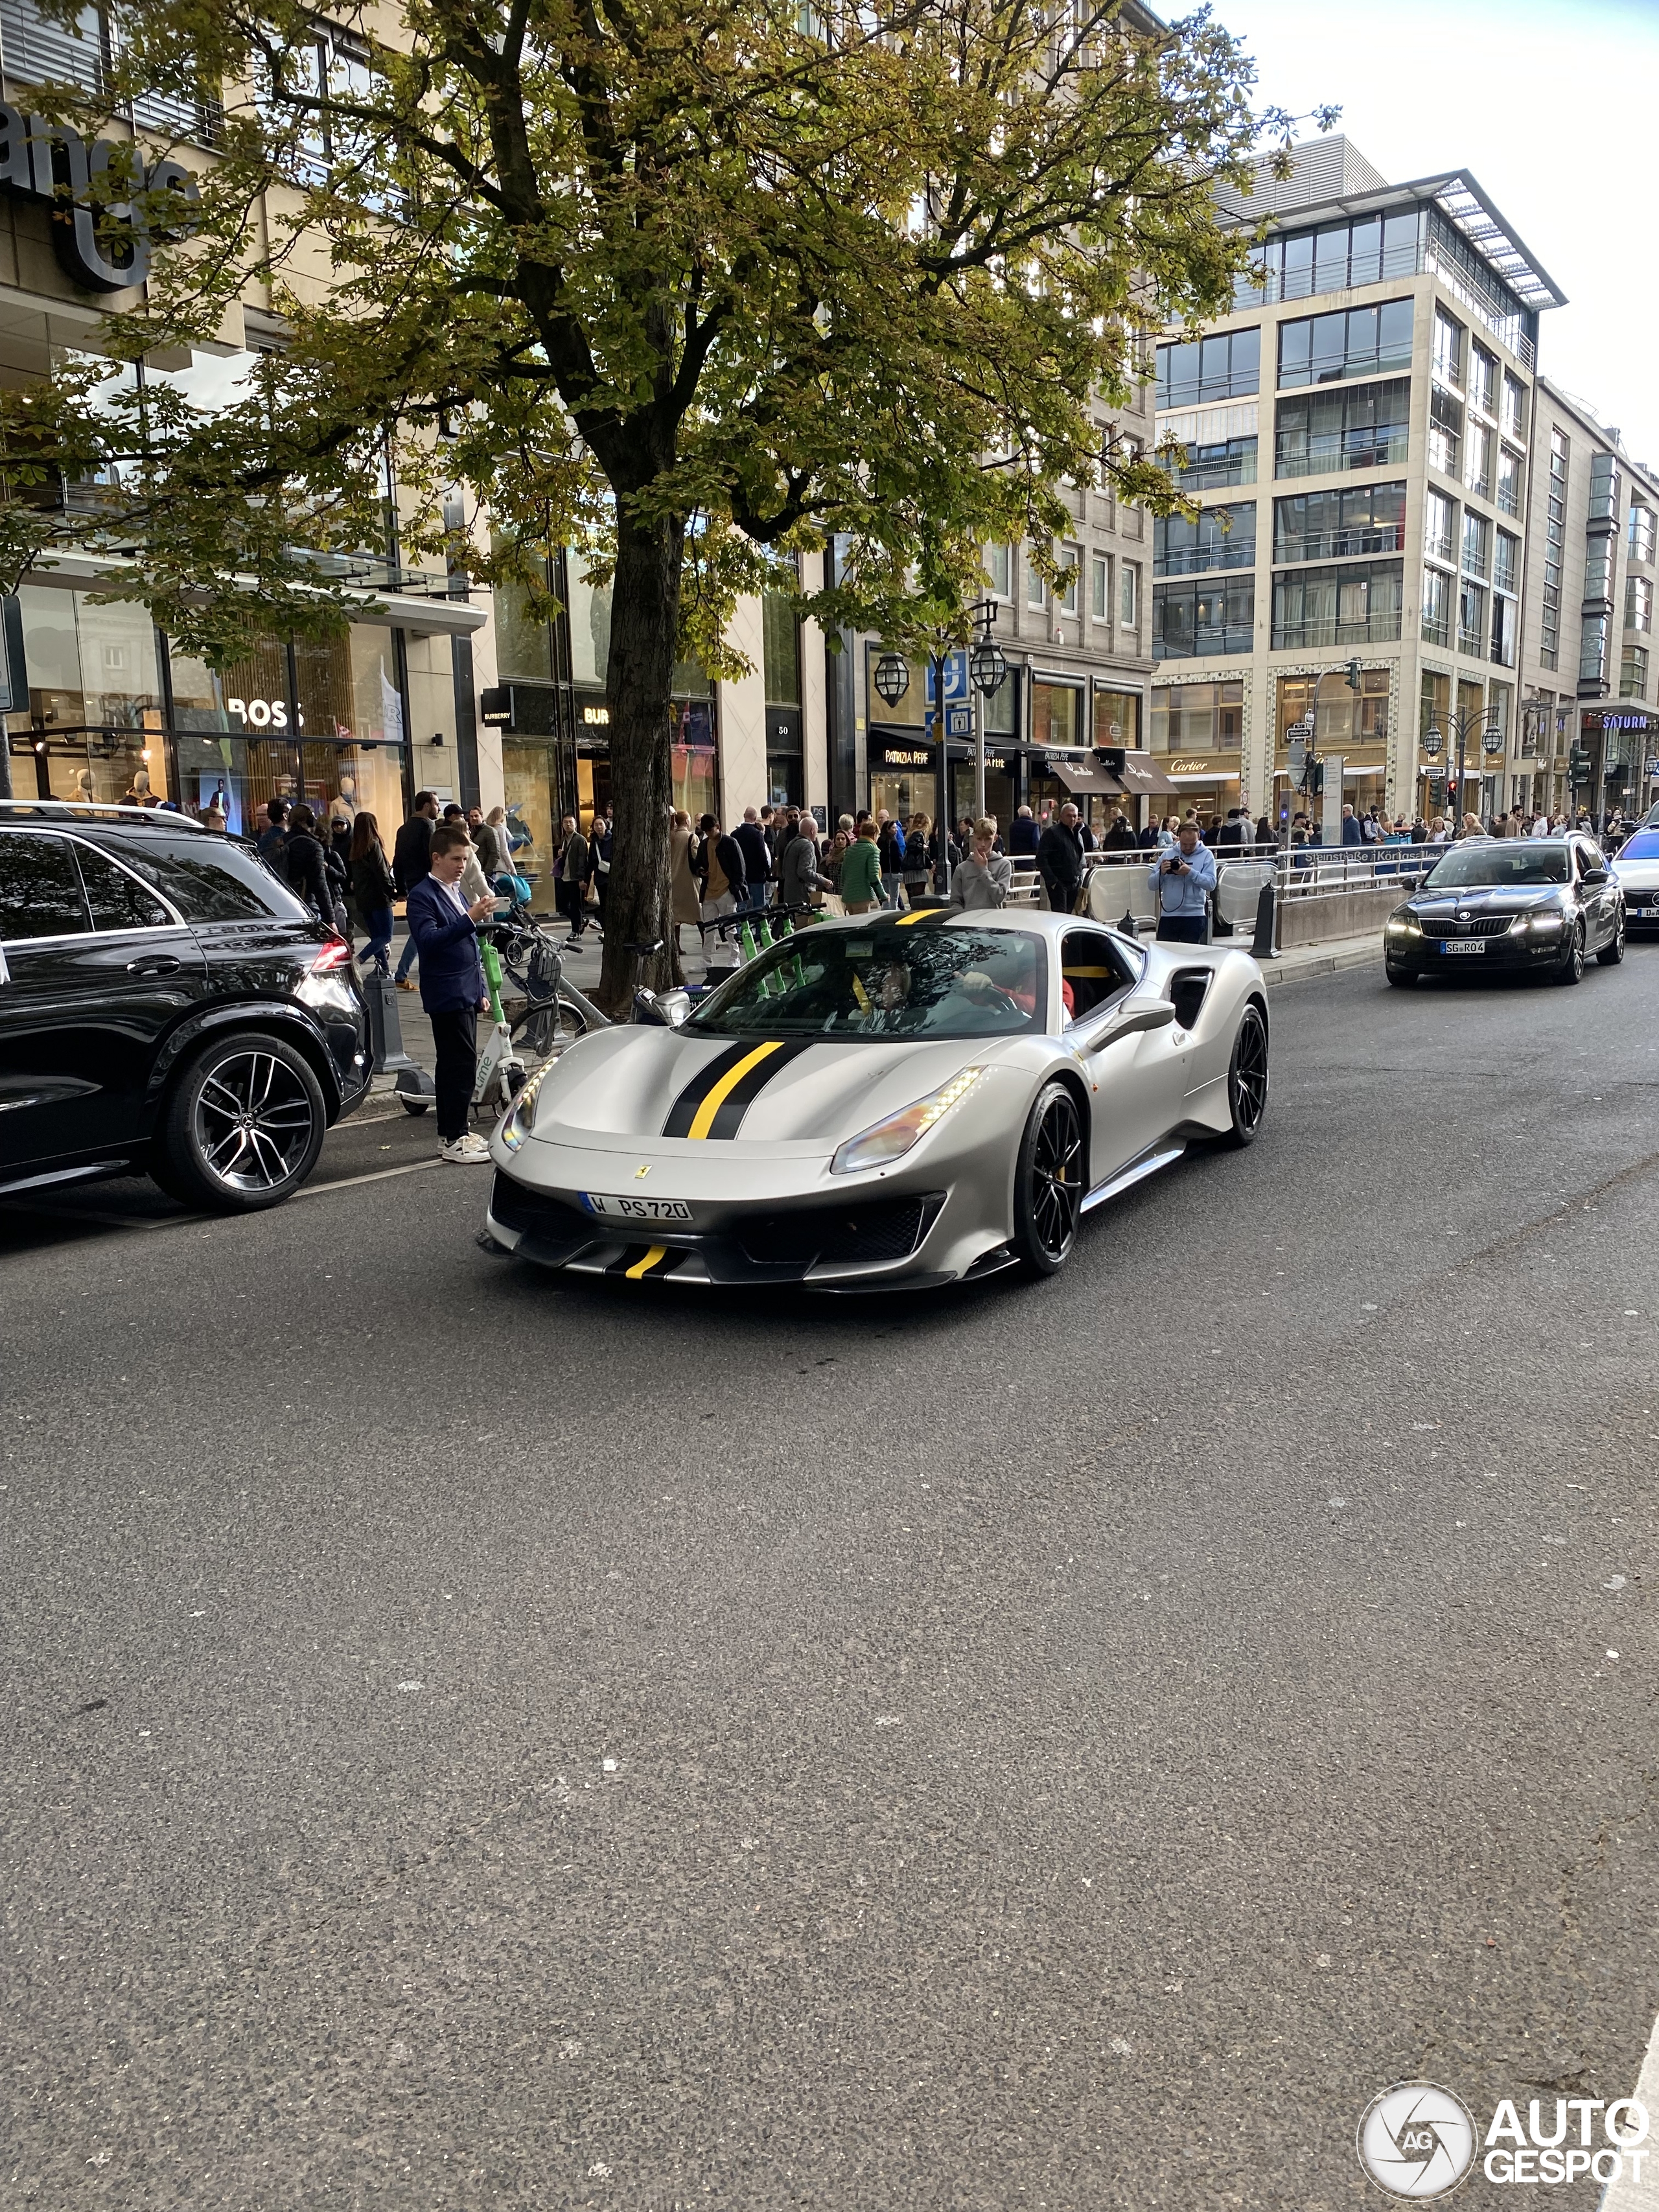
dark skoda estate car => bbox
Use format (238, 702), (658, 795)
(0, 802), (370, 1210)
(1384, 836), (1625, 986)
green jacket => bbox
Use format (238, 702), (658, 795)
(840, 837), (885, 905)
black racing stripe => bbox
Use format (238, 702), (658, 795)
(702, 1040), (814, 1141)
(662, 1042), (758, 1138)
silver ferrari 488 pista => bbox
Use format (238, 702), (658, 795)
(484, 906), (1269, 1291)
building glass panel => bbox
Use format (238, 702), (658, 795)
(1273, 482), (1406, 563)
(1270, 560), (1402, 649)
(1277, 300), (1414, 390)
(1153, 502), (1256, 576)
(1274, 379), (1410, 479)
(1152, 578), (1253, 660)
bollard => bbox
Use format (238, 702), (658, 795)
(1251, 879), (1277, 959)
(364, 966), (437, 1109)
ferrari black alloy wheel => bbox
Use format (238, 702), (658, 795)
(1014, 1080), (1084, 1277)
(1219, 1004), (1270, 1148)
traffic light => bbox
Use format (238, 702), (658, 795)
(1310, 761), (1325, 795)
(1568, 743), (1592, 785)
(1344, 658), (1362, 692)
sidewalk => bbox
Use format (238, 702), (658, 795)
(359, 914), (1382, 1100)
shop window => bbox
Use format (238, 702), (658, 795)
(1031, 681), (1081, 747)
(1277, 669), (1387, 749)
(492, 572), (557, 683)
(1153, 680), (1243, 752)
(1093, 687), (1141, 748)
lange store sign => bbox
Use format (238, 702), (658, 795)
(0, 104), (198, 291)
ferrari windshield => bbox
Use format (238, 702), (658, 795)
(1421, 844), (1569, 890)
(687, 923), (1047, 1040)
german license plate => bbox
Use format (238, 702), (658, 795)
(582, 1193), (693, 1222)
(1632, 904), (1655, 917)
(1439, 940), (1486, 956)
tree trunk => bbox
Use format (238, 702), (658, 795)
(597, 512), (685, 1014)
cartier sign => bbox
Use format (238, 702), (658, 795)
(0, 104), (198, 292)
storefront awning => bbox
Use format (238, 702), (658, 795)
(1114, 751), (1181, 796)
(1050, 759), (1119, 797)
(21, 552), (489, 637)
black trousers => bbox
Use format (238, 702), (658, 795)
(430, 1008), (479, 1143)
(1155, 914), (1208, 944)
(558, 879), (586, 936)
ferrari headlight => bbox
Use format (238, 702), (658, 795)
(830, 1066), (985, 1176)
(500, 1062), (554, 1151)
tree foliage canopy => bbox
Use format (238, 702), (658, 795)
(5, 0), (1299, 663)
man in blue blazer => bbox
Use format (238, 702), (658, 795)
(406, 823), (496, 1163)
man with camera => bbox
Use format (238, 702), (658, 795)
(1148, 817), (1217, 944)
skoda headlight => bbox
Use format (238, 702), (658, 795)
(1386, 913), (1422, 938)
(830, 1066), (985, 1176)
(500, 1062), (554, 1151)
(1521, 910), (1564, 935)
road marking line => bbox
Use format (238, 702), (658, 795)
(292, 1158), (446, 1197)
(1599, 2007), (1659, 2209)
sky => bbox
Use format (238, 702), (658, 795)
(1216, 0), (1659, 463)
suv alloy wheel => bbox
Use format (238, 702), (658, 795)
(154, 1032), (327, 1210)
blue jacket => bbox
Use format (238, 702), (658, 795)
(1341, 813), (1363, 845)
(407, 873), (486, 1014)
(1149, 841), (1216, 917)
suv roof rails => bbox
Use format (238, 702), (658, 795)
(0, 797), (209, 832)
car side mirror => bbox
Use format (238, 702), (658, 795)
(1086, 999), (1177, 1051)
(1584, 868), (1610, 885)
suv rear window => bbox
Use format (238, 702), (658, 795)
(102, 836), (312, 923)
(0, 829), (89, 938)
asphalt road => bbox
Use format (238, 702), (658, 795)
(6, 947), (1659, 2209)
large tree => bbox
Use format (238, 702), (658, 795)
(5, 0), (1306, 1005)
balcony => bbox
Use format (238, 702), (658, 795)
(1274, 524), (1405, 564)
(1275, 428), (1410, 482)
(1274, 610), (1403, 651)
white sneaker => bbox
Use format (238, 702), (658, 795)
(441, 1134), (491, 1164)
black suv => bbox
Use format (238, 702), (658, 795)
(0, 801), (371, 1211)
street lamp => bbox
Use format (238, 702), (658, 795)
(1425, 706), (1503, 831)
(968, 603), (1008, 823)
(874, 652), (911, 710)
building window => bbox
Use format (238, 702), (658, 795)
(1428, 385), (1463, 480)
(1422, 209), (1534, 361)
(1273, 482), (1406, 564)
(1277, 300), (1414, 390)
(1468, 343), (1496, 419)
(1465, 422), (1492, 502)
(1622, 646), (1651, 700)
(1093, 686), (1141, 747)
(1422, 566), (1452, 648)
(1278, 666), (1387, 748)
(1581, 612), (1609, 690)
(1424, 489), (1455, 566)
(1458, 580), (1486, 657)
(1491, 592), (1516, 668)
(1630, 504), (1657, 568)
(1494, 529), (1519, 596)
(1461, 513), (1489, 581)
(1541, 427), (1568, 668)
(1270, 561), (1402, 650)
(1030, 680), (1082, 747)
(1027, 555), (1046, 610)
(1497, 447), (1523, 518)
(1091, 552), (1109, 619)
(1059, 547), (1080, 615)
(985, 542), (1012, 598)
(1502, 373), (1526, 439)
(1629, 576), (1654, 633)
(1152, 577), (1253, 660)
(1584, 540), (1612, 604)
(1274, 378), (1410, 480)
(1242, 207), (1421, 307)
(1120, 563), (1138, 631)
(1157, 435), (1257, 491)
(761, 590), (801, 710)
(1590, 452), (1621, 524)
(1150, 679), (1244, 751)
(1156, 327), (1260, 410)
(1432, 310), (1465, 389)
(1153, 502), (1257, 576)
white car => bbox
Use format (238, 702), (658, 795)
(1610, 827), (1659, 930)
(485, 909), (1270, 1291)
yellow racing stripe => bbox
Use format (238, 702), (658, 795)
(894, 907), (934, 926)
(625, 1244), (668, 1280)
(686, 1040), (785, 1139)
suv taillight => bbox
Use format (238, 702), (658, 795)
(310, 939), (353, 973)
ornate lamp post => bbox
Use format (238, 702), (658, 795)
(968, 601), (1008, 825)
(1425, 706), (1505, 832)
